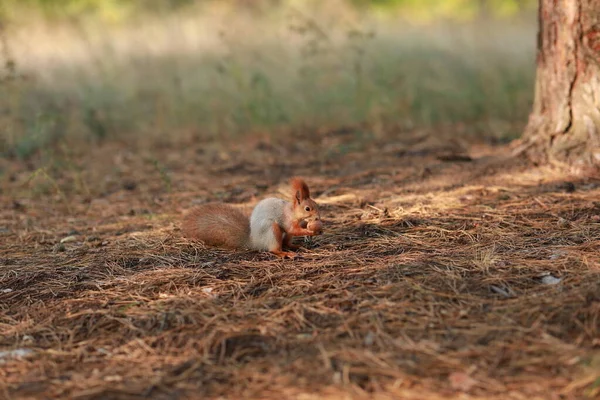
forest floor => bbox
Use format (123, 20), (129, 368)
(1, 128), (600, 400)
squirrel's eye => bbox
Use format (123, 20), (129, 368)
(305, 206), (311, 212)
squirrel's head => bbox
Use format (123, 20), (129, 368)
(290, 177), (320, 222)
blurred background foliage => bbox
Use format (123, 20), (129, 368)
(0, 0), (537, 166)
(1, 0), (537, 23)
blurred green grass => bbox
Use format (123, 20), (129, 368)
(0, 5), (536, 160)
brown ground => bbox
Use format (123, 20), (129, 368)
(1, 128), (600, 399)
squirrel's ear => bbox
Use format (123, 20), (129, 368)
(291, 177), (310, 201)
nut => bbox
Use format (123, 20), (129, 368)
(307, 219), (323, 234)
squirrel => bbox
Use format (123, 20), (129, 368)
(182, 178), (323, 258)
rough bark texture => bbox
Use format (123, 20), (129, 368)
(521, 0), (600, 168)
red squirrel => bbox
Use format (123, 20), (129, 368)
(182, 178), (323, 258)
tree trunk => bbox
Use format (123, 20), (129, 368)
(518, 0), (600, 169)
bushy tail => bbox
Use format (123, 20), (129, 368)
(182, 203), (250, 249)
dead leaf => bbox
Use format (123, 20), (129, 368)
(60, 235), (78, 243)
(449, 372), (477, 392)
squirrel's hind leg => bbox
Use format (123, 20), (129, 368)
(270, 223), (297, 259)
(283, 234), (300, 251)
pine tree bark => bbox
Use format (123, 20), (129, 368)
(519, 0), (600, 168)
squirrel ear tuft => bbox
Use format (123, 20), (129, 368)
(290, 177), (310, 201)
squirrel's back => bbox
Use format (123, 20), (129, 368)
(182, 203), (250, 249)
